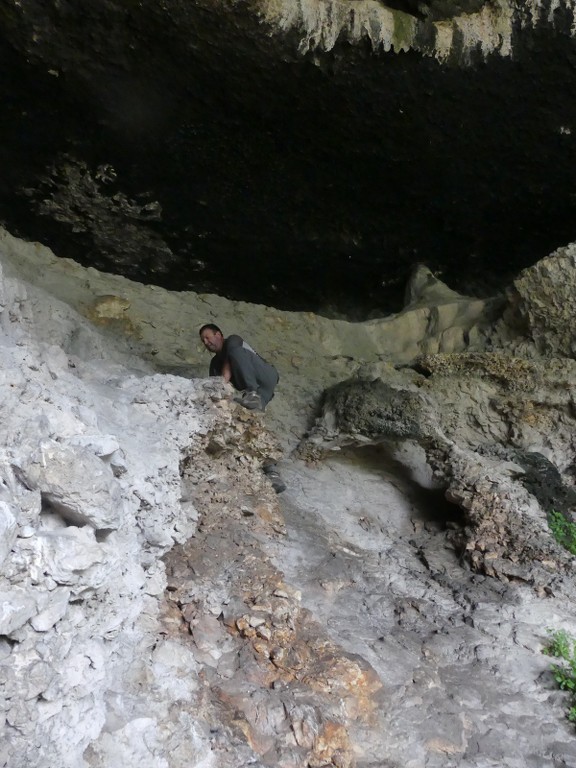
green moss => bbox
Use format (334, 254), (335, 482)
(543, 630), (576, 725)
(548, 509), (576, 555)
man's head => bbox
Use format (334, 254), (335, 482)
(199, 323), (224, 353)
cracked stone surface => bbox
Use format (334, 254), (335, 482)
(2, 227), (576, 766)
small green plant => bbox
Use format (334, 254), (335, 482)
(543, 629), (576, 723)
(547, 509), (576, 555)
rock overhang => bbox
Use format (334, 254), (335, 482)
(0, 0), (576, 316)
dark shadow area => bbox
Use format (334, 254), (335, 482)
(478, 444), (576, 518)
(1, 4), (576, 316)
(339, 443), (466, 528)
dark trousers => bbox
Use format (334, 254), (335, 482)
(228, 346), (279, 406)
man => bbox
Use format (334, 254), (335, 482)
(199, 323), (279, 412)
(199, 323), (286, 493)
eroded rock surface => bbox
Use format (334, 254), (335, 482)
(2, 229), (576, 767)
(303, 348), (576, 584)
(505, 241), (576, 359)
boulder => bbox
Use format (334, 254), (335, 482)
(16, 440), (123, 531)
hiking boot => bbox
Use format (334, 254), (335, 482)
(234, 390), (263, 411)
(262, 463), (286, 494)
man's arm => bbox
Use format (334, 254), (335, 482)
(209, 351), (231, 382)
(221, 358), (232, 382)
(220, 336), (244, 382)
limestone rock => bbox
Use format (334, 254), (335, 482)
(404, 263), (468, 307)
(33, 527), (107, 589)
(315, 377), (431, 445)
(0, 586), (38, 635)
(3, 228), (576, 767)
(65, 433), (120, 458)
(303, 349), (576, 585)
(16, 440), (123, 531)
(0, 501), (17, 567)
(30, 587), (71, 632)
(508, 241), (576, 358)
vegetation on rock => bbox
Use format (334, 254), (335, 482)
(547, 509), (576, 556)
(544, 629), (576, 724)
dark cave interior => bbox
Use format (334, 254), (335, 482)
(1, 0), (576, 317)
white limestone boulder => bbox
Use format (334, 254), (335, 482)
(0, 586), (37, 636)
(65, 433), (120, 458)
(30, 587), (71, 632)
(33, 527), (107, 589)
(16, 439), (124, 530)
(150, 639), (200, 700)
(0, 501), (17, 568)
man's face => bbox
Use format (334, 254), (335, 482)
(200, 328), (224, 353)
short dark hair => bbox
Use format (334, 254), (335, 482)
(199, 323), (223, 336)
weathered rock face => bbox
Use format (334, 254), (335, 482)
(504, 241), (576, 358)
(0, 260), (229, 766)
(3, 226), (576, 767)
(302, 278), (576, 586)
(1, 1), (576, 314)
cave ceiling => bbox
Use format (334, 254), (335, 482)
(1, 0), (576, 316)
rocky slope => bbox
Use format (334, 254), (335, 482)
(1, 227), (576, 767)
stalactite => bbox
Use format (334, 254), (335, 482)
(257, 0), (576, 60)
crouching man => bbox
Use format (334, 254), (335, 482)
(199, 323), (285, 493)
(199, 323), (279, 412)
